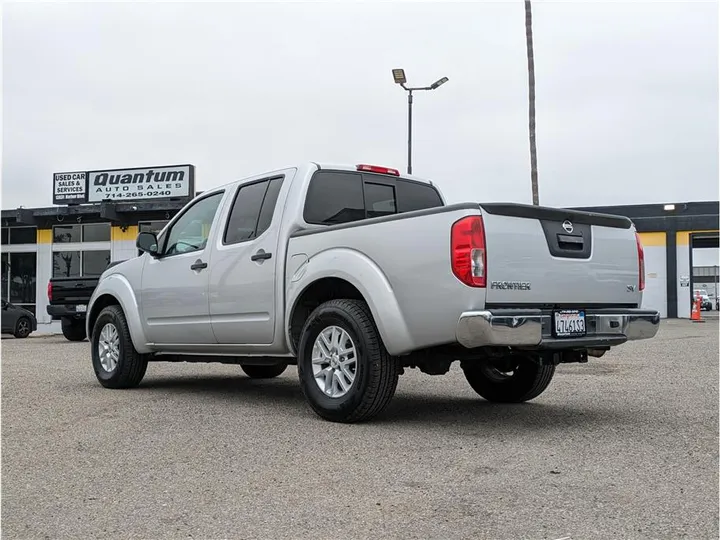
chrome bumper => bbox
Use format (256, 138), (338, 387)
(456, 308), (661, 349)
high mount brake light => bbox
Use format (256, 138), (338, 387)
(356, 164), (400, 176)
(635, 232), (645, 292)
(451, 216), (487, 288)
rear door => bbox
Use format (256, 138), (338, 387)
(479, 204), (642, 307)
(209, 175), (286, 344)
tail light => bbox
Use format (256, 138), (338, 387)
(47, 281), (53, 302)
(451, 215), (486, 287)
(635, 232), (645, 291)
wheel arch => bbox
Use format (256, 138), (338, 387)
(285, 249), (413, 356)
(87, 275), (151, 354)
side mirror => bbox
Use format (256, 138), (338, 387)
(136, 232), (159, 257)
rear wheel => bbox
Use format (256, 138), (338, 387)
(297, 299), (401, 423)
(241, 363), (288, 379)
(91, 305), (148, 389)
(14, 317), (31, 339)
(61, 318), (87, 341)
(462, 355), (555, 403)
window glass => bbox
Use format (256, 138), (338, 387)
(1, 228), (8, 245)
(53, 251), (81, 278)
(224, 181), (269, 245)
(364, 183), (396, 218)
(53, 225), (81, 243)
(395, 180), (443, 213)
(256, 178), (284, 238)
(8, 227), (37, 245)
(304, 172), (365, 225)
(139, 221), (169, 234)
(164, 192), (224, 256)
(1, 253), (8, 301)
(83, 250), (111, 276)
(83, 223), (111, 242)
(9, 252), (36, 304)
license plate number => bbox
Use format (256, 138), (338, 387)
(553, 310), (586, 338)
(76, 304), (87, 313)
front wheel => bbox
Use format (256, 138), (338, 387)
(462, 355), (555, 403)
(297, 299), (401, 423)
(241, 363), (288, 379)
(91, 305), (148, 389)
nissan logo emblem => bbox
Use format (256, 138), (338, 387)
(562, 220), (574, 233)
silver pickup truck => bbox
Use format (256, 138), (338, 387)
(87, 162), (660, 423)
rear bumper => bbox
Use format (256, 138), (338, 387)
(47, 305), (87, 320)
(456, 308), (660, 349)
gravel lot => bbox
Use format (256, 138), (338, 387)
(2, 319), (718, 540)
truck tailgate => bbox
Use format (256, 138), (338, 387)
(49, 277), (99, 305)
(480, 203), (642, 307)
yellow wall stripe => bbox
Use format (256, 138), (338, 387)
(637, 232), (666, 247)
(111, 225), (139, 242)
(37, 229), (53, 244)
(676, 230), (719, 246)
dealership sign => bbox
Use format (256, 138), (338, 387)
(53, 171), (88, 204)
(53, 164), (195, 205)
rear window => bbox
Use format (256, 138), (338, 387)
(303, 172), (365, 225)
(304, 171), (443, 226)
(396, 179), (443, 212)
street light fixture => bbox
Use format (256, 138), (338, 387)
(392, 68), (449, 175)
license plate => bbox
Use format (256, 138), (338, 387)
(76, 304), (87, 313)
(553, 310), (586, 338)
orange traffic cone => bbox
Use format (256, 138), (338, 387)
(691, 297), (704, 323)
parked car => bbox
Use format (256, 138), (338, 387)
(1, 299), (37, 338)
(693, 290), (713, 311)
(47, 261), (125, 341)
(86, 162), (661, 423)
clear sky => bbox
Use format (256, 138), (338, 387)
(2, 0), (718, 219)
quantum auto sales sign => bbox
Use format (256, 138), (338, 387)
(53, 171), (87, 204)
(88, 165), (194, 202)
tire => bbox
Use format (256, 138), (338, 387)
(297, 299), (401, 423)
(462, 356), (555, 403)
(241, 363), (288, 379)
(61, 318), (87, 341)
(14, 317), (32, 339)
(91, 305), (148, 389)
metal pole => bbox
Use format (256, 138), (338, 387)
(407, 90), (413, 175)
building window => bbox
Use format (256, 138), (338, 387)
(1, 252), (37, 314)
(82, 223), (111, 242)
(1, 253), (8, 301)
(83, 251), (111, 276)
(52, 250), (111, 278)
(0, 226), (38, 245)
(52, 223), (110, 243)
(139, 221), (169, 234)
(53, 224), (81, 243)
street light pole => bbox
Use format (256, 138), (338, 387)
(407, 90), (413, 175)
(392, 69), (448, 176)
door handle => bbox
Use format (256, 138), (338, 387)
(190, 259), (208, 271)
(251, 250), (272, 262)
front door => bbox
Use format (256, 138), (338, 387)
(140, 191), (225, 345)
(209, 176), (285, 345)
